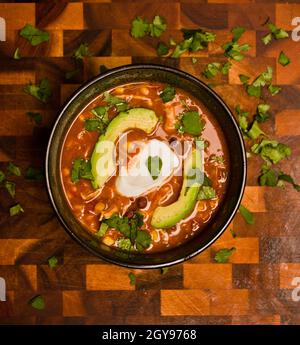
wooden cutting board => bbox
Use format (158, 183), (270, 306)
(0, 0), (300, 325)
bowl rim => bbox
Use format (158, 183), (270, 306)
(45, 63), (247, 269)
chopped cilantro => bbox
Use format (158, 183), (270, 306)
(0, 171), (5, 183)
(135, 230), (152, 251)
(192, 57), (198, 64)
(179, 111), (205, 136)
(239, 74), (250, 84)
(26, 112), (43, 125)
(8, 162), (21, 176)
(203, 62), (221, 79)
(239, 204), (254, 224)
(278, 51), (290, 66)
(262, 23), (289, 45)
(222, 27), (250, 61)
(198, 186), (216, 200)
(4, 181), (15, 198)
(71, 159), (93, 183)
(128, 272), (136, 286)
(251, 139), (291, 164)
(24, 78), (52, 103)
(73, 43), (91, 60)
(157, 42), (169, 56)
(214, 247), (236, 263)
(25, 167), (44, 181)
(48, 256), (58, 269)
(160, 85), (176, 103)
(268, 84), (281, 96)
(221, 61), (231, 75)
(117, 238), (132, 251)
(13, 48), (21, 60)
(104, 91), (127, 109)
(84, 118), (106, 132)
(146, 156), (163, 180)
(91, 106), (109, 124)
(246, 66), (273, 98)
(256, 104), (270, 122)
(20, 24), (50, 46)
(247, 120), (265, 140)
(29, 295), (45, 310)
(232, 27), (246, 41)
(161, 267), (169, 275)
(149, 15), (167, 38)
(236, 105), (249, 133)
(246, 85), (261, 98)
(10, 203), (24, 217)
(131, 17), (149, 38)
(96, 222), (109, 238)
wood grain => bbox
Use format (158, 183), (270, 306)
(0, 0), (300, 325)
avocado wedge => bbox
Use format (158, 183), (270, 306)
(91, 108), (158, 189)
(151, 148), (203, 228)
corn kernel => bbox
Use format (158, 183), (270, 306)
(140, 87), (150, 95)
(94, 201), (105, 214)
(102, 236), (115, 246)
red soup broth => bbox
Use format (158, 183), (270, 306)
(61, 82), (229, 253)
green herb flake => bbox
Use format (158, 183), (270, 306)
(117, 238), (132, 251)
(48, 256), (58, 269)
(222, 28), (250, 61)
(232, 27), (246, 42)
(96, 222), (109, 238)
(160, 85), (176, 103)
(203, 62), (221, 79)
(157, 42), (169, 56)
(268, 84), (281, 96)
(8, 162), (21, 176)
(256, 104), (270, 123)
(91, 106), (109, 123)
(262, 33), (273, 45)
(230, 229), (237, 238)
(197, 186), (216, 200)
(29, 295), (45, 310)
(251, 139), (291, 164)
(135, 230), (152, 251)
(214, 247), (236, 263)
(149, 15), (167, 38)
(4, 181), (15, 198)
(146, 156), (163, 180)
(247, 120), (265, 140)
(131, 17), (149, 38)
(9, 203), (24, 217)
(84, 118), (105, 132)
(268, 23), (289, 40)
(20, 24), (50, 46)
(73, 43), (91, 60)
(181, 111), (205, 136)
(26, 167), (43, 181)
(13, 48), (21, 60)
(161, 267), (169, 275)
(247, 85), (261, 98)
(236, 105), (249, 133)
(278, 51), (290, 66)
(0, 171), (5, 183)
(239, 74), (250, 84)
(221, 62), (232, 75)
(192, 57), (198, 64)
(26, 112), (43, 125)
(71, 159), (93, 183)
(24, 78), (52, 103)
(128, 272), (136, 286)
(239, 204), (254, 224)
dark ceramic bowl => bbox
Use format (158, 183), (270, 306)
(46, 64), (246, 269)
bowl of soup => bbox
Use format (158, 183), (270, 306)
(46, 64), (246, 268)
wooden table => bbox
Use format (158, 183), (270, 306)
(0, 0), (300, 325)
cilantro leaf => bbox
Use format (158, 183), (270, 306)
(84, 118), (106, 132)
(24, 78), (52, 103)
(10, 203), (24, 217)
(214, 247), (236, 263)
(48, 256), (58, 269)
(247, 85), (261, 98)
(203, 62), (221, 79)
(277, 172), (300, 191)
(239, 204), (254, 224)
(221, 61), (231, 75)
(256, 104), (270, 122)
(71, 159), (93, 183)
(8, 162), (21, 176)
(25, 167), (44, 181)
(236, 105), (249, 133)
(104, 91), (127, 108)
(157, 42), (169, 56)
(26, 112), (43, 125)
(246, 67), (273, 98)
(0, 170), (5, 183)
(232, 27), (246, 42)
(160, 85), (176, 103)
(197, 186), (216, 200)
(128, 272), (136, 286)
(180, 111), (205, 136)
(73, 43), (91, 60)
(4, 181), (15, 198)
(262, 33), (272, 45)
(268, 84), (281, 96)
(135, 230), (152, 251)
(131, 17), (150, 38)
(149, 15), (167, 38)
(239, 74), (250, 84)
(247, 120), (265, 140)
(146, 156), (163, 180)
(20, 24), (50, 46)
(91, 105), (109, 123)
(161, 267), (169, 275)
(117, 238), (132, 251)
(259, 165), (300, 191)
(268, 23), (289, 40)
(222, 28), (250, 61)
(29, 295), (45, 310)
(278, 51), (290, 66)
(251, 139), (291, 164)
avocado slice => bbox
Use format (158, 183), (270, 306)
(91, 108), (158, 189)
(151, 148), (203, 228)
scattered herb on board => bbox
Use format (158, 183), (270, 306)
(222, 26), (250, 61)
(7, 162), (21, 176)
(262, 23), (289, 45)
(24, 78), (52, 103)
(128, 272), (136, 286)
(146, 156), (163, 180)
(25, 167), (44, 181)
(73, 43), (92, 60)
(48, 256), (58, 269)
(0, 171), (5, 183)
(246, 66), (273, 98)
(26, 112), (43, 125)
(251, 139), (291, 164)
(131, 15), (166, 38)
(239, 204), (254, 224)
(255, 104), (270, 123)
(214, 247), (236, 263)
(161, 267), (169, 275)
(157, 42), (169, 56)
(13, 48), (21, 60)
(9, 203), (24, 217)
(278, 51), (290, 66)
(29, 295), (45, 310)
(20, 24), (50, 46)
(4, 181), (15, 198)
(268, 84), (281, 96)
